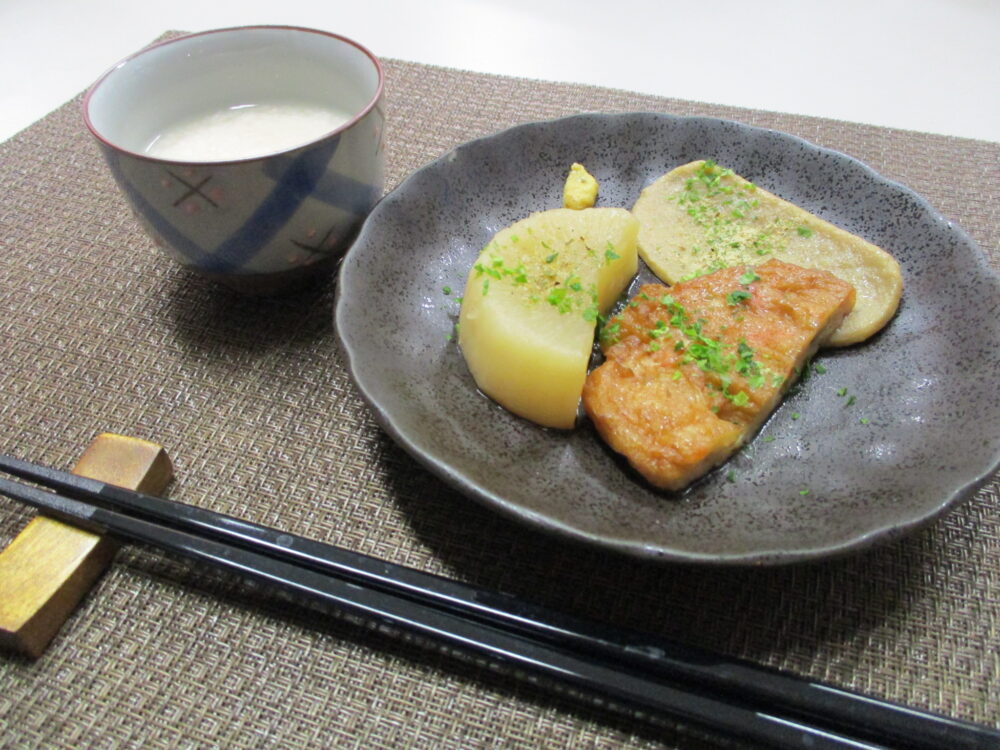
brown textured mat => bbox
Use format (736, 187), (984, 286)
(1, 44), (998, 748)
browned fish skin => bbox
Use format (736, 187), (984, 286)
(582, 259), (855, 491)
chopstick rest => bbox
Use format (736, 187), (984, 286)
(0, 433), (172, 658)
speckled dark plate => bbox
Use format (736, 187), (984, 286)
(334, 113), (1000, 564)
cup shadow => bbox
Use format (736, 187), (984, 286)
(161, 267), (336, 357)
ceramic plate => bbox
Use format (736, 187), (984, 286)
(334, 113), (1000, 564)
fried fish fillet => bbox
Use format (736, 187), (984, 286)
(582, 259), (855, 491)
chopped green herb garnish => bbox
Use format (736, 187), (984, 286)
(649, 295), (770, 400)
(735, 340), (761, 380)
(738, 270), (760, 285)
(544, 252), (558, 263)
(672, 162), (782, 273)
(442, 286), (452, 295)
(729, 391), (749, 407)
(473, 263), (493, 280)
(836, 387), (848, 397)
(799, 488), (810, 495)
(726, 289), (752, 306)
(762, 435), (776, 443)
(860, 417), (870, 425)
(599, 320), (621, 345)
(796, 225), (813, 238)
(813, 363), (827, 375)
(791, 412), (800, 420)
(649, 320), (670, 339)
(546, 287), (570, 313)
(846, 395), (856, 407)
(726, 470), (736, 483)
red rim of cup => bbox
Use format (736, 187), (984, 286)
(81, 25), (385, 165)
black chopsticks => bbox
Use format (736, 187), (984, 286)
(1, 454), (997, 750)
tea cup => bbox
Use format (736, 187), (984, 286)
(83, 26), (385, 294)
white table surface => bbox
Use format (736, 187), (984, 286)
(1, 0), (998, 145)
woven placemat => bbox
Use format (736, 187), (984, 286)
(0, 45), (998, 749)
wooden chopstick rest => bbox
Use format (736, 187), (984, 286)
(0, 433), (172, 658)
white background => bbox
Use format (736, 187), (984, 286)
(1, 0), (998, 144)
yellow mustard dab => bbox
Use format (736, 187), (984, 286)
(562, 163), (599, 209)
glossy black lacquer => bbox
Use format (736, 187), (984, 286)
(1, 454), (997, 750)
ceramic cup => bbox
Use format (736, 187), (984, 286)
(83, 26), (385, 294)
